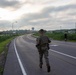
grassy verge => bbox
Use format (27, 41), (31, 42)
(0, 37), (15, 75)
(33, 32), (76, 42)
(0, 38), (13, 54)
(33, 32), (64, 40)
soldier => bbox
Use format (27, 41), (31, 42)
(36, 29), (51, 72)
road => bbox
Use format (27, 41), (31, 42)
(3, 34), (76, 75)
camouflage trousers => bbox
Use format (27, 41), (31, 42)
(38, 49), (50, 66)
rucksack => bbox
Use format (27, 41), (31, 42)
(39, 36), (51, 50)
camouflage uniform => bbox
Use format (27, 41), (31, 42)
(36, 35), (51, 68)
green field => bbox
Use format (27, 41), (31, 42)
(0, 37), (13, 74)
(0, 35), (18, 54)
(33, 32), (76, 41)
(0, 34), (18, 75)
(0, 38), (13, 54)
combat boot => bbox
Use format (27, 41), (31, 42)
(47, 65), (51, 72)
(39, 63), (43, 69)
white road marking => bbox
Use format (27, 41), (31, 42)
(50, 45), (58, 46)
(24, 39), (76, 60)
(14, 40), (27, 75)
(26, 34), (36, 41)
(50, 49), (76, 60)
(21, 34), (76, 60)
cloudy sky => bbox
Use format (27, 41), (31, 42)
(0, 0), (76, 31)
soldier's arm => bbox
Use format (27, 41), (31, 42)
(36, 38), (41, 52)
(47, 37), (51, 43)
(36, 38), (39, 44)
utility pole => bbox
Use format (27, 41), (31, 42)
(60, 26), (62, 32)
(12, 23), (14, 31)
(12, 21), (17, 34)
(59, 25), (62, 30)
(75, 22), (76, 33)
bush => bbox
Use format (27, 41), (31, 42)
(68, 33), (76, 41)
(33, 32), (76, 41)
(46, 32), (64, 40)
(0, 34), (18, 43)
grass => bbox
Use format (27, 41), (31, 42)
(0, 37), (14, 54)
(0, 67), (4, 75)
(33, 32), (76, 42)
(0, 35), (12, 42)
(0, 35), (17, 75)
(33, 32), (64, 40)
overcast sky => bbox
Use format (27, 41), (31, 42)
(0, 0), (76, 31)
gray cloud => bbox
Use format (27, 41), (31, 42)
(0, 3), (76, 30)
(0, 0), (61, 11)
(0, 20), (19, 31)
(17, 4), (76, 30)
(0, 20), (11, 30)
(0, 0), (23, 10)
(42, 4), (76, 14)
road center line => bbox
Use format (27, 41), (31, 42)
(50, 49), (76, 60)
(14, 40), (27, 75)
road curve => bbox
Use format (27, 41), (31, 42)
(3, 34), (76, 75)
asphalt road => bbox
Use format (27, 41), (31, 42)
(3, 34), (76, 75)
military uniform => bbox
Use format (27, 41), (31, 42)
(36, 34), (51, 72)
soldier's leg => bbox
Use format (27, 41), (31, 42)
(44, 50), (49, 65)
(44, 50), (51, 72)
(39, 52), (43, 68)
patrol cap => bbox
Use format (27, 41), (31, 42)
(39, 29), (46, 33)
